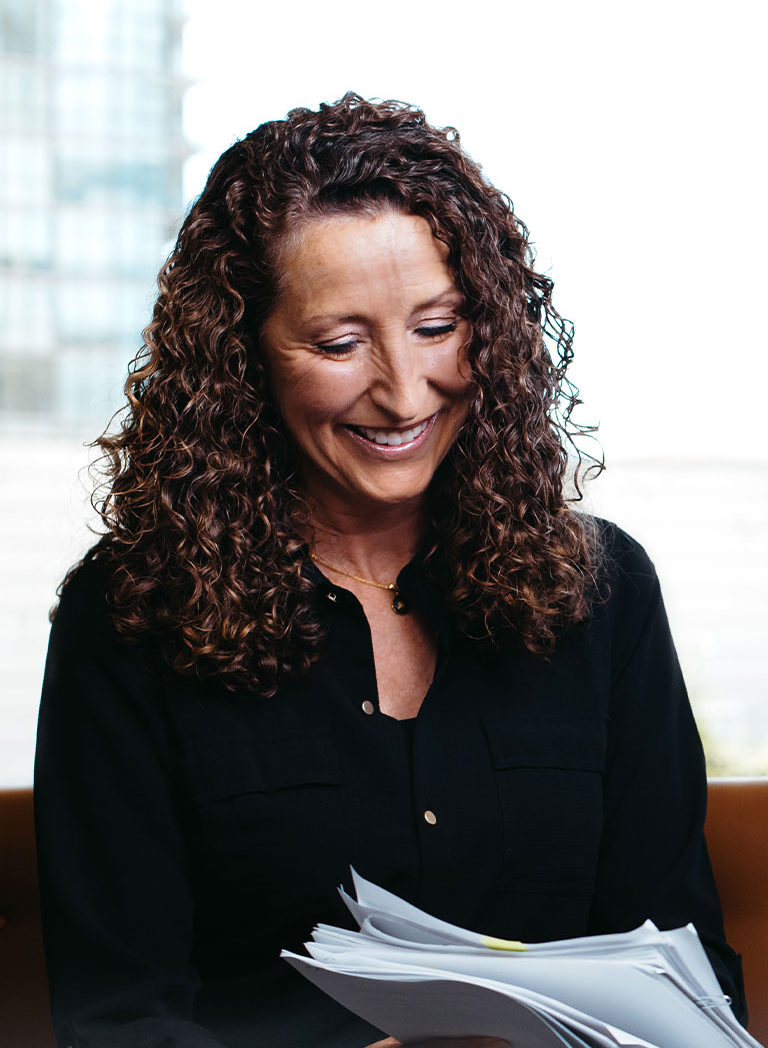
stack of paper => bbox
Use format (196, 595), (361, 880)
(281, 869), (762, 1048)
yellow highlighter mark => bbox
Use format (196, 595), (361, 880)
(481, 935), (528, 952)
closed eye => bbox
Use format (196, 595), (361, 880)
(315, 338), (359, 357)
(415, 322), (457, 338)
(315, 321), (458, 356)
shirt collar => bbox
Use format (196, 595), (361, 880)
(306, 551), (454, 640)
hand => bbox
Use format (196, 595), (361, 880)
(365, 1038), (509, 1048)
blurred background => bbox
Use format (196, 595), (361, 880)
(1, 0), (766, 784)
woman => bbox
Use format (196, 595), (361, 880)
(35, 94), (746, 1048)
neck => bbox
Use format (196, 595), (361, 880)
(308, 496), (428, 581)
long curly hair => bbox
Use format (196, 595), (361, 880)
(69, 93), (604, 696)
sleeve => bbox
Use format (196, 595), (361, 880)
(587, 527), (747, 1023)
(34, 563), (228, 1048)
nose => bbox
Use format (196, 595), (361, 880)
(368, 338), (426, 422)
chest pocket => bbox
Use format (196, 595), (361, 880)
(482, 718), (606, 897)
(184, 734), (345, 859)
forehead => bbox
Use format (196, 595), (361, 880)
(273, 210), (456, 310)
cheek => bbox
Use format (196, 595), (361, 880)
(274, 363), (364, 428)
(429, 343), (475, 397)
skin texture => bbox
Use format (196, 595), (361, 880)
(261, 209), (474, 520)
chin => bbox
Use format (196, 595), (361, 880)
(348, 481), (431, 509)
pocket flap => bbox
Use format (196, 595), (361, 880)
(186, 734), (342, 803)
(482, 717), (606, 772)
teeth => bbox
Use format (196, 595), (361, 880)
(357, 418), (430, 446)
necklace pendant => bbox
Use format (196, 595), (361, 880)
(390, 587), (409, 615)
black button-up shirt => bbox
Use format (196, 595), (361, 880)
(34, 522), (746, 1047)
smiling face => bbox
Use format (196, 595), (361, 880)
(260, 209), (474, 516)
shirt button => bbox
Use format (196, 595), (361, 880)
(423, 810), (437, 825)
(361, 700), (375, 715)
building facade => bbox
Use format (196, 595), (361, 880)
(0, 0), (189, 425)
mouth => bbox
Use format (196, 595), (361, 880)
(344, 413), (436, 451)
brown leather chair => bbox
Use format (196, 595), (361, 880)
(706, 777), (768, 1042)
(0, 787), (55, 1047)
(2, 781), (766, 1046)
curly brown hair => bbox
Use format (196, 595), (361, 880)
(70, 92), (604, 696)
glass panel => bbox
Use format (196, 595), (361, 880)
(0, 205), (52, 268)
(55, 149), (174, 208)
(55, 208), (113, 272)
(0, 136), (50, 203)
(54, 345), (127, 422)
(0, 61), (48, 132)
(54, 206), (167, 277)
(53, 0), (111, 65)
(53, 68), (173, 141)
(53, 0), (168, 68)
(54, 69), (110, 138)
(0, 276), (53, 353)
(54, 279), (150, 345)
(0, 352), (54, 412)
(0, 0), (44, 55)
(113, 211), (168, 276)
(55, 281), (116, 344)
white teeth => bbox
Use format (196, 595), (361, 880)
(357, 418), (430, 446)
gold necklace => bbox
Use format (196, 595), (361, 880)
(310, 553), (409, 615)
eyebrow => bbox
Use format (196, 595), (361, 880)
(413, 290), (464, 313)
(305, 312), (367, 325)
(304, 290), (464, 326)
